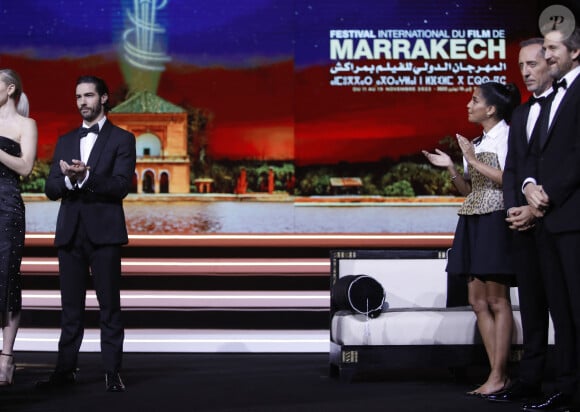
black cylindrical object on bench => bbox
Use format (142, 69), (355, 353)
(331, 274), (385, 318)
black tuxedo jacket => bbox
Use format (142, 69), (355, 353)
(526, 75), (580, 233)
(504, 103), (532, 210)
(503, 99), (550, 386)
(45, 119), (137, 247)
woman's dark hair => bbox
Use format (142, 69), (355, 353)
(76, 75), (111, 112)
(478, 81), (521, 123)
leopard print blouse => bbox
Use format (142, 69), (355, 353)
(457, 151), (504, 215)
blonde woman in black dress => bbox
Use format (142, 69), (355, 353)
(0, 69), (37, 386)
(423, 82), (520, 397)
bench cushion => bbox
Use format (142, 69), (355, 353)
(331, 309), (555, 346)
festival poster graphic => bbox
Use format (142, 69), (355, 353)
(0, 0), (577, 234)
(293, 0), (571, 165)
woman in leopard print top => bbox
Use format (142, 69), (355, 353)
(423, 81), (520, 397)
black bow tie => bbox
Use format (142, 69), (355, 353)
(79, 124), (99, 138)
(528, 95), (547, 106)
(553, 78), (567, 92)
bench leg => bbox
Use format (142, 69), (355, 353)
(329, 363), (356, 383)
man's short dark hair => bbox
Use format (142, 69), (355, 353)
(76, 75), (110, 112)
(520, 37), (545, 49)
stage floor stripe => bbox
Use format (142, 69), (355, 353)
(15, 329), (330, 353)
(23, 290), (330, 309)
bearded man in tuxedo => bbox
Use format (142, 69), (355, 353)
(39, 75), (136, 393)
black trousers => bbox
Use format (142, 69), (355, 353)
(513, 229), (549, 386)
(535, 222), (580, 395)
(56, 218), (124, 374)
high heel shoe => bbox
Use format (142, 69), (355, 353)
(0, 353), (15, 386)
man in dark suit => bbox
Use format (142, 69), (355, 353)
(487, 38), (553, 404)
(39, 75), (136, 392)
(521, 27), (580, 411)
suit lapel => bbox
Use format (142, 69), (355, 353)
(542, 77), (580, 150)
(87, 120), (111, 168)
(73, 129), (82, 160)
(524, 105), (538, 155)
(523, 105), (531, 146)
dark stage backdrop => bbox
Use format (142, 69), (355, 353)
(0, 0), (577, 235)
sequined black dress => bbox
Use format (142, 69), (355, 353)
(0, 136), (24, 313)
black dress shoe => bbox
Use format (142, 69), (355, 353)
(105, 372), (125, 392)
(522, 391), (572, 411)
(487, 380), (542, 403)
(36, 370), (76, 390)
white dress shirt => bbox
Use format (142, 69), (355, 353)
(548, 65), (580, 127)
(526, 88), (553, 141)
(463, 119), (509, 178)
(65, 116), (107, 190)
(523, 65), (580, 191)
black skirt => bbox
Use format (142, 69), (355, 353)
(445, 210), (516, 306)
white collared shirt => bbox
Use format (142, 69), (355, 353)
(463, 120), (509, 178)
(65, 116), (106, 190)
(80, 116), (107, 164)
(522, 65), (580, 192)
(548, 65), (580, 126)
(526, 88), (553, 140)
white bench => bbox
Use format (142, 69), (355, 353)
(329, 249), (555, 382)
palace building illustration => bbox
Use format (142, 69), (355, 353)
(109, 90), (190, 194)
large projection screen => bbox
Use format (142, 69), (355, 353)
(1, 0), (577, 235)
